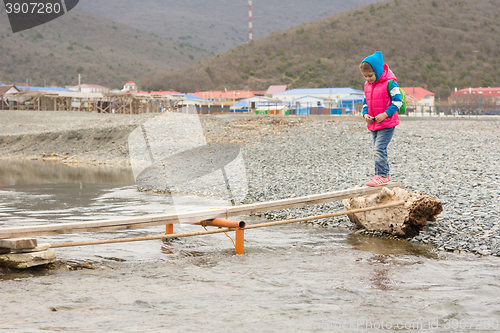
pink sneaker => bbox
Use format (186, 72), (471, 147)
(366, 175), (390, 186)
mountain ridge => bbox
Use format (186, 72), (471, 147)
(0, 7), (211, 88)
(77, 0), (383, 53)
(143, 0), (500, 98)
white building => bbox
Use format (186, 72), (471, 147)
(293, 95), (326, 107)
(68, 84), (110, 93)
(122, 81), (138, 92)
(272, 88), (364, 105)
(401, 87), (435, 109)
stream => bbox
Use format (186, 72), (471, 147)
(0, 160), (499, 332)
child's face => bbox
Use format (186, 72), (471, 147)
(363, 72), (376, 84)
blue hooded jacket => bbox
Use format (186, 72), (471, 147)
(361, 51), (402, 118)
(362, 51), (385, 81)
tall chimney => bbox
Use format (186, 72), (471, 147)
(249, 1), (253, 41)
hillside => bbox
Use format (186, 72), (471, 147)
(144, 0), (500, 98)
(0, 7), (212, 89)
(78, 0), (383, 53)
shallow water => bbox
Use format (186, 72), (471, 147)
(0, 160), (499, 332)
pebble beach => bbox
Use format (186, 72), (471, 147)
(1, 111), (499, 256)
(233, 116), (500, 256)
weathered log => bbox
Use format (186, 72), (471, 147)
(342, 187), (443, 238)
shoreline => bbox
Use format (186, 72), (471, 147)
(1, 111), (499, 256)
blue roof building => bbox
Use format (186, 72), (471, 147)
(181, 94), (208, 101)
(338, 94), (364, 113)
(174, 94), (213, 106)
(18, 86), (73, 92)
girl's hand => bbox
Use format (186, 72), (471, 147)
(375, 113), (388, 123)
(364, 114), (374, 124)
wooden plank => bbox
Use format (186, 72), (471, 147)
(0, 184), (401, 238)
(0, 210), (228, 238)
(0, 238), (37, 250)
(227, 184), (402, 215)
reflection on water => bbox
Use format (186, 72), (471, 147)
(0, 159), (135, 187)
(347, 233), (438, 258)
(0, 160), (499, 332)
(0, 160), (137, 226)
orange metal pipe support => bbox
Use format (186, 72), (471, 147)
(197, 219), (246, 254)
(235, 227), (244, 255)
(199, 219), (245, 229)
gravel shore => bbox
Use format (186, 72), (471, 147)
(0, 111), (158, 166)
(1, 111), (499, 256)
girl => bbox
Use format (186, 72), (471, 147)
(360, 51), (402, 186)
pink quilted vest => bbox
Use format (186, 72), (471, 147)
(364, 65), (400, 131)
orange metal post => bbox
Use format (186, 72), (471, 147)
(235, 227), (244, 255)
(165, 224), (174, 235)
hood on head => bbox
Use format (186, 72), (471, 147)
(362, 51), (384, 81)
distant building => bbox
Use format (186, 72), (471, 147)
(272, 88), (364, 105)
(175, 94), (212, 106)
(451, 87), (500, 104)
(0, 85), (19, 96)
(453, 87), (500, 96)
(265, 85), (287, 96)
(192, 90), (258, 103)
(293, 95), (326, 108)
(229, 96), (280, 112)
(68, 84), (110, 93)
(135, 89), (181, 96)
(338, 94), (364, 113)
(122, 81), (138, 92)
(400, 87), (435, 110)
(449, 87), (500, 113)
(0, 85), (20, 110)
(18, 86), (72, 92)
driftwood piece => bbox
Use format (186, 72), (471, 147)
(342, 187), (443, 238)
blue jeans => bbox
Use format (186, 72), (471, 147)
(371, 127), (395, 178)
